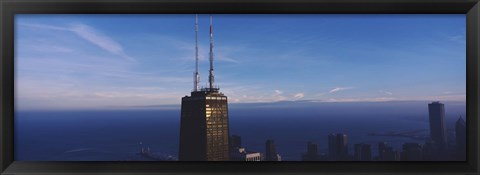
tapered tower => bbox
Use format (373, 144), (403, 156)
(179, 15), (229, 161)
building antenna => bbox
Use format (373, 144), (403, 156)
(194, 14), (200, 92)
(208, 15), (215, 90)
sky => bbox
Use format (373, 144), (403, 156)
(15, 14), (466, 110)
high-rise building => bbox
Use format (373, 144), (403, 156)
(428, 101), (448, 156)
(328, 134), (337, 160)
(378, 141), (387, 160)
(422, 139), (436, 161)
(377, 142), (401, 161)
(354, 143), (372, 161)
(328, 133), (348, 160)
(455, 116), (466, 160)
(401, 143), (422, 161)
(265, 139), (281, 161)
(302, 141), (320, 161)
(229, 135), (242, 150)
(383, 147), (400, 161)
(179, 15), (230, 161)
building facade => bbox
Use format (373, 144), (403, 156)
(428, 101), (448, 158)
(265, 139), (282, 161)
(354, 143), (372, 161)
(455, 117), (466, 160)
(302, 141), (320, 161)
(179, 89), (229, 161)
(328, 133), (349, 160)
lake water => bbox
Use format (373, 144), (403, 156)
(14, 101), (466, 161)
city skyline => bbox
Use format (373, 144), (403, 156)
(15, 14), (466, 110)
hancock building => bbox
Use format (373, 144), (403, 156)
(179, 15), (230, 161)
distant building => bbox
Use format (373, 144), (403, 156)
(230, 135), (242, 150)
(455, 117), (466, 160)
(378, 142), (387, 160)
(428, 101), (448, 158)
(422, 139), (436, 161)
(354, 143), (372, 161)
(265, 139), (281, 161)
(328, 134), (336, 160)
(302, 141), (320, 161)
(376, 142), (399, 161)
(401, 143), (422, 161)
(328, 133), (348, 160)
(230, 147), (262, 161)
(383, 147), (400, 161)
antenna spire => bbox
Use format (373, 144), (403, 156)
(208, 15), (215, 90)
(193, 14), (200, 92)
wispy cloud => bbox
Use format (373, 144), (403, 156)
(448, 35), (465, 44)
(329, 87), (354, 93)
(19, 23), (70, 31)
(293, 92), (305, 99)
(69, 24), (134, 61)
(217, 56), (240, 63)
(379, 90), (393, 95)
(19, 23), (134, 61)
(324, 97), (395, 102)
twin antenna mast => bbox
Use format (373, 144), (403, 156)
(193, 14), (216, 92)
(194, 14), (200, 92)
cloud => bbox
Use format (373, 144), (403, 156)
(217, 56), (240, 63)
(29, 44), (74, 53)
(274, 90), (283, 94)
(19, 23), (134, 61)
(329, 87), (354, 93)
(293, 93), (305, 99)
(379, 90), (393, 95)
(19, 23), (70, 31)
(448, 35), (465, 44)
(325, 97), (395, 102)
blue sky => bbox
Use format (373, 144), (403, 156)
(15, 14), (466, 110)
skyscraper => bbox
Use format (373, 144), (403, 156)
(378, 141), (387, 160)
(328, 133), (348, 160)
(265, 139), (281, 161)
(377, 142), (400, 161)
(354, 143), (372, 161)
(328, 134), (336, 160)
(302, 141), (320, 161)
(401, 143), (422, 161)
(229, 135), (242, 150)
(428, 101), (448, 157)
(422, 139), (436, 161)
(179, 15), (230, 161)
(455, 116), (466, 160)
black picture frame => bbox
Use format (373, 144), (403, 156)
(1, 0), (479, 174)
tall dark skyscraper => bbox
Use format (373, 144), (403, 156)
(265, 139), (281, 161)
(179, 15), (230, 161)
(302, 141), (320, 161)
(229, 135), (242, 150)
(328, 133), (348, 160)
(428, 101), (448, 156)
(455, 116), (466, 160)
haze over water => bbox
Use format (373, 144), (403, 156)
(15, 100), (465, 161)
